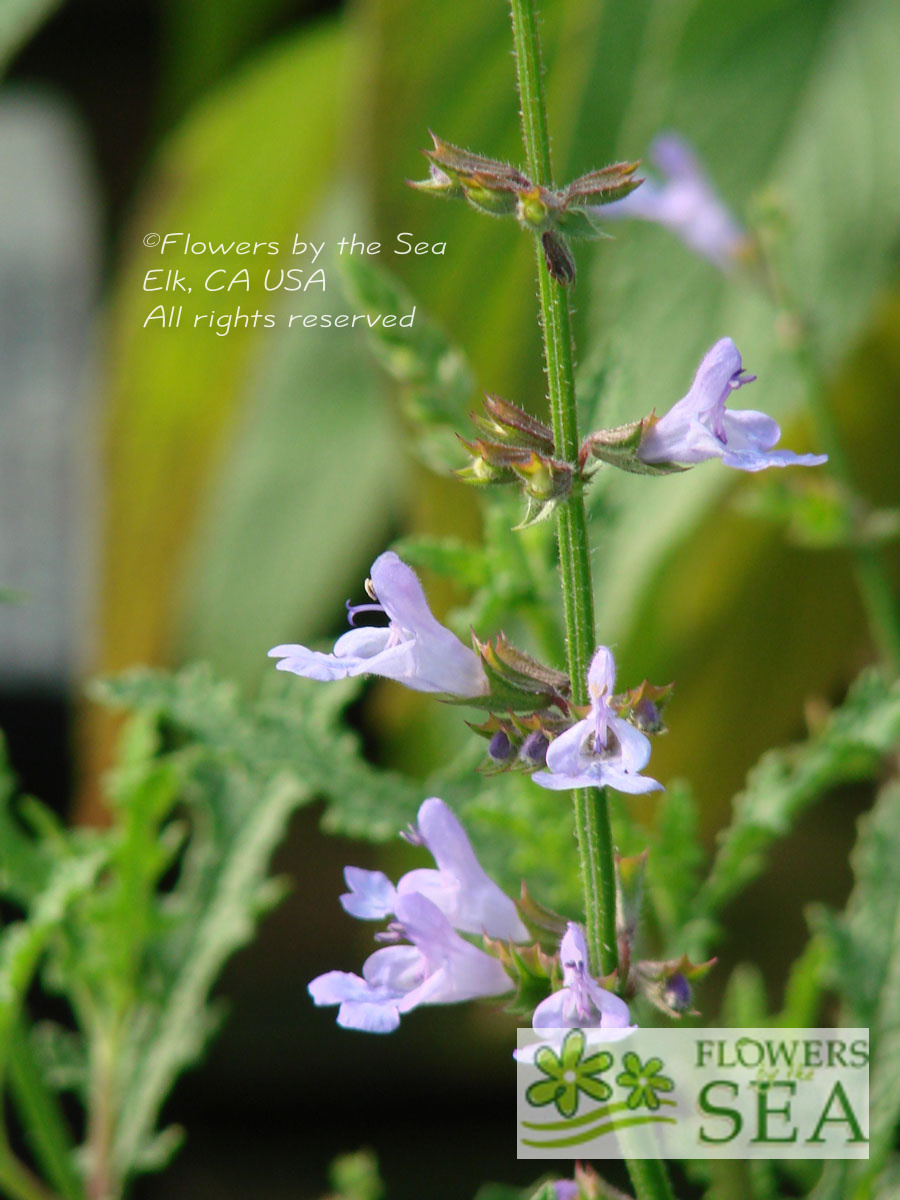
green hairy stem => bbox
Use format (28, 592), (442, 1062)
(508, 3), (675, 1197)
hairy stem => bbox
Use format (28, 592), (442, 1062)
(85, 1029), (118, 1200)
(508, 4), (675, 1197)
(508, 0), (618, 981)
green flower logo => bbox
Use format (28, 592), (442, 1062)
(526, 1029), (614, 1118)
(615, 1052), (675, 1110)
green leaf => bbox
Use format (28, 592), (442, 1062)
(99, 21), (367, 678)
(647, 780), (707, 950)
(719, 963), (769, 1028)
(700, 669), (900, 913)
(0, 738), (55, 906)
(92, 665), (427, 842)
(327, 1149), (385, 1200)
(811, 780), (900, 1197)
(339, 255), (476, 469)
(110, 765), (305, 1179)
(773, 935), (829, 1029)
(0, 847), (104, 1200)
(0, 0), (60, 77)
(391, 535), (493, 589)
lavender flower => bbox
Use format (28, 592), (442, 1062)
(638, 338), (828, 472)
(308, 893), (512, 1033)
(531, 924), (636, 1038)
(601, 133), (748, 269)
(533, 647), (663, 795)
(340, 797), (529, 942)
(269, 551), (487, 697)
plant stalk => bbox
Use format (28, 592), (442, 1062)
(508, 0), (618, 982)
(508, 3), (674, 1196)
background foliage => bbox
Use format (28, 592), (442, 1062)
(2, 0), (899, 1196)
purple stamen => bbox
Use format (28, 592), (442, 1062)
(400, 822), (426, 848)
(375, 921), (406, 944)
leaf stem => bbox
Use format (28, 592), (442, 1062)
(7, 1021), (83, 1200)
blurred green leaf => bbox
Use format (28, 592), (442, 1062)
(811, 779), (900, 1198)
(700, 669), (900, 913)
(391, 535), (493, 590)
(0, 0), (60, 77)
(0, 737), (58, 906)
(339, 256), (475, 470)
(474, 1186), (532, 1200)
(737, 476), (900, 550)
(101, 21), (357, 676)
(174, 215), (408, 688)
(773, 935), (829, 1029)
(327, 1149), (384, 1200)
(719, 963), (769, 1028)
(92, 665), (427, 843)
(647, 781), (706, 951)
(0, 852), (104, 1077)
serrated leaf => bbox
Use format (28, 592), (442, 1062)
(0, 848), (106, 1083)
(111, 767), (304, 1178)
(91, 665), (427, 842)
(0, 737), (56, 905)
(811, 780), (900, 1196)
(647, 781), (705, 949)
(700, 669), (900, 914)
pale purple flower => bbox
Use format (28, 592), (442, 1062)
(638, 338), (828, 472)
(552, 1183), (580, 1200)
(532, 924), (636, 1039)
(601, 133), (748, 269)
(309, 892), (512, 1033)
(533, 647), (663, 795)
(340, 798), (529, 942)
(269, 551), (487, 697)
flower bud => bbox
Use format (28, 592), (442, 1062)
(511, 451), (573, 501)
(664, 972), (692, 1014)
(472, 393), (554, 454)
(520, 730), (549, 766)
(563, 161), (642, 206)
(488, 730), (513, 762)
(541, 231), (576, 285)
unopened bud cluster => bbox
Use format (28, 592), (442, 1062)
(457, 394), (573, 526)
(411, 132), (642, 283)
